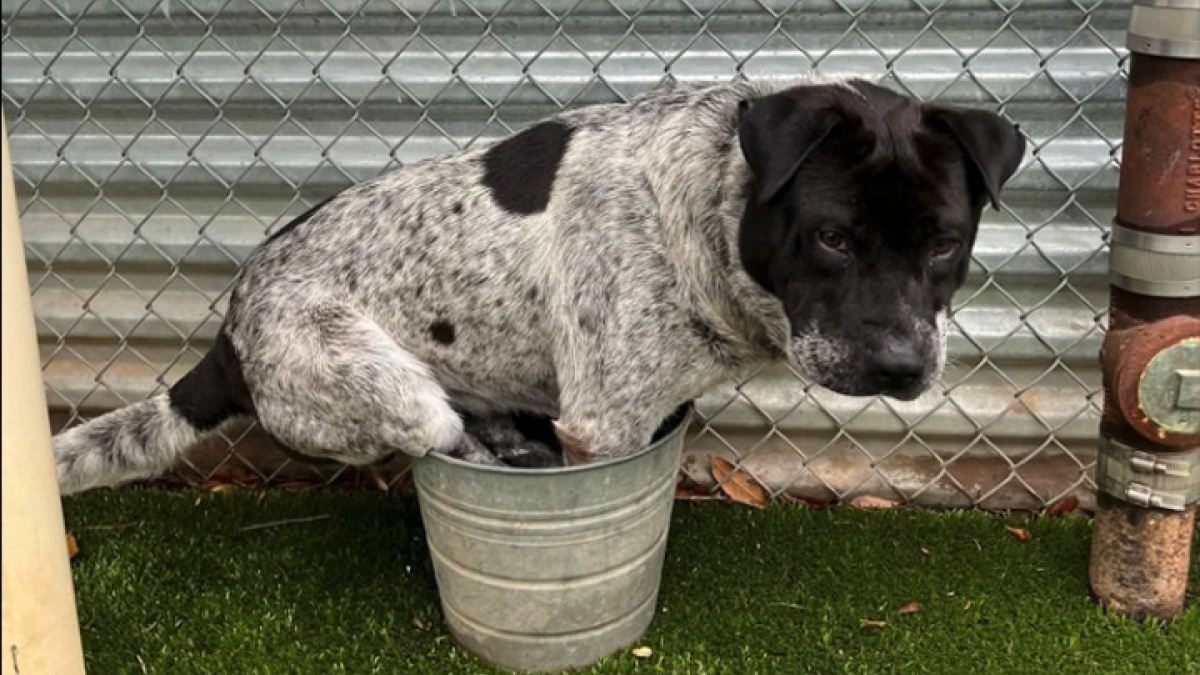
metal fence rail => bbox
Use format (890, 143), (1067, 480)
(2, 0), (1125, 509)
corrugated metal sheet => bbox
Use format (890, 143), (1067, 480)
(2, 0), (1124, 507)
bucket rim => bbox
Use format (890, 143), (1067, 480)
(419, 402), (695, 476)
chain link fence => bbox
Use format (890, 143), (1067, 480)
(2, 0), (1125, 509)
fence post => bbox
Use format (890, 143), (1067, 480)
(1, 113), (89, 673)
(1088, 0), (1200, 621)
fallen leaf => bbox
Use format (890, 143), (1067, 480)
(849, 495), (900, 510)
(1005, 525), (1032, 542)
(200, 481), (238, 494)
(919, 546), (931, 556)
(631, 646), (653, 659)
(365, 467), (389, 492)
(897, 602), (921, 616)
(277, 481), (319, 493)
(709, 457), (768, 508)
(859, 619), (888, 629)
(1047, 495), (1080, 517)
(66, 534), (79, 560)
(780, 493), (829, 509)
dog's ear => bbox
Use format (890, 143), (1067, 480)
(737, 87), (872, 204)
(922, 106), (1025, 211)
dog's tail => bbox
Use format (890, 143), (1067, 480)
(53, 333), (250, 494)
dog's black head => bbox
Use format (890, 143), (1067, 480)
(736, 80), (1024, 400)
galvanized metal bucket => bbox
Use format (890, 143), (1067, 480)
(413, 405), (692, 673)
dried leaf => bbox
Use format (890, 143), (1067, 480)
(849, 495), (900, 510)
(227, 465), (257, 485)
(278, 481), (319, 493)
(780, 493), (830, 509)
(897, 602), (921, 616)
(709, 457), (768, 509)
(631, 647), (653, 659)
(66, 534), (79, 560)
(1005, 525), (1032, 542)
(859, 619), (888, 630)
(1047, 495), (1080, 517)
(200, 480), (238, 494)
(919, 546), (931, 556)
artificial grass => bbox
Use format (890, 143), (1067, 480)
(63, 490), (1198, 675)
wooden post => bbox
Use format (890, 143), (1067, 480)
(1, 112), (88, 674)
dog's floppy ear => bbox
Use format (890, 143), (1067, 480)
(737, 87), (870, 204)
(923, 106), (1025, 211)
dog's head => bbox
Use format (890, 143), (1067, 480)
(736, 80), (1024, 400)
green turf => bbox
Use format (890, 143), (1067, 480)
(63, 490), (1198, 675)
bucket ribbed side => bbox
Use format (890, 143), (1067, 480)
(412, 406), (691, 673)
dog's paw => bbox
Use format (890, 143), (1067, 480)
(437, 433), (503, 466)
(552, 421), (595, 465)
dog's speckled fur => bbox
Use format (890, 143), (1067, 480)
(52, 78), (1024, 494)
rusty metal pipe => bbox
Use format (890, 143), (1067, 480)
(1088, 0), (1200, 621)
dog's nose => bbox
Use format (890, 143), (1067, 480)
(872, 343), (925, 393)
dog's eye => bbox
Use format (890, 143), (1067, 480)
(931, 238), (959, 258)
(818, 230), (848, 253)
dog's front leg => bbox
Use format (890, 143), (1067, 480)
(547, 233), (721, 464)
(551, 336), (701, 466)
(552, 407), (672, 466)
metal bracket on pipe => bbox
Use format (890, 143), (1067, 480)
(1109, 223), (1200, 298)
(1127, 0), (1200, 59)
(1097, 436), (1200, 511)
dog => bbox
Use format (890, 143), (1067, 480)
(51, 77), (1025, 493)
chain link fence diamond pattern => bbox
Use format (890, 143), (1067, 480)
(2, 0), (1124, 508)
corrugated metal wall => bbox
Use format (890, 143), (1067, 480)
(2, 0), (1125, 508)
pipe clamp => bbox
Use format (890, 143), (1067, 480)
(1097, 436), (1200, 511)
(1128, 0), (1200, 59)
(1109, 223), (1200, 298)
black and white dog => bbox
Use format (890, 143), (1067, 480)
(53, 78), (1024, 493)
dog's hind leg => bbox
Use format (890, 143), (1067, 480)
(243, 305), (464, 465)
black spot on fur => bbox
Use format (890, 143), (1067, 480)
(168, 331), (254, 430)
(482, 121), (574, 215)
(430, 321), (456, 345)
(453, 202), (463, 215)
(265, 195), (336, 244)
